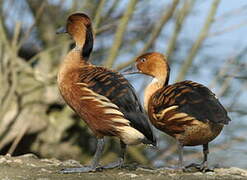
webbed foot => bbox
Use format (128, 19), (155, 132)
(102, 158), (124, 169)
(186, 162), (213, 172)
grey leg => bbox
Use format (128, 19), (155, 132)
(200, 143), (209, 171)
(177, 141), (184, 170)
(60, 138), (105, 174)
(92, 138), (105, 168)
(186, 143), (213, 172)
(102, 140), (126, 169)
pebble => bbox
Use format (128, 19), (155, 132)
(126, 173), (138, 178)
(62, 159), (82, 166)
(206, 172), (215, 176)
(13, 159), (23, 164)
(193, 172), (203, 176)
(28, 163), (37, 167)
(40, 158), (62, 166)
(0, 157), (7, 163)
(19, 153), (38, 159)
(118, 172), (138, 178)
(40, 168), (52, 173)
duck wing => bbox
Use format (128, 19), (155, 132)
(152, 80), (231, 126)
(78, 66), (156, 144)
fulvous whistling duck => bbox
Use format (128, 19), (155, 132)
(56, 13), (156, 173)
(123, 52), (231, 171)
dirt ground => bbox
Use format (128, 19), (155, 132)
(0, 154), (247, 180)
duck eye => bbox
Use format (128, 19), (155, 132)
(140, 58), (146, 62)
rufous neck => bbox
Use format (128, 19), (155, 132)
(62, 48), (88, 67)
(57, 49), (87, 86)
(72, 26), (93, 60)
(74, 35), (85, 49)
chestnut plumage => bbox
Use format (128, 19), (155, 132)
(57, 13), (156, 173)
(124, 52), (230, 171)
(78, 66), (155, 142)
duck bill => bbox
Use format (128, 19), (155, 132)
(121, 64), (140, 75)
(56, 26), (67, 34)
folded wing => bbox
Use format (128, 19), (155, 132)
(78, 66), (156, 144)
(152, 80), (231, 125)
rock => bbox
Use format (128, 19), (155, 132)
(19, 153), (39, 159)
(0, 157), (7, 163)
(0, 154), (246, 179)
(216, 167), (247, 176)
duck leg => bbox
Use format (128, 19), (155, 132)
(60, 138), (105, 173)
(177, 141), (184, 170)
(186, 143), (212, 172)
(200, 143), (210, 171)
(102, 140), (126, 169)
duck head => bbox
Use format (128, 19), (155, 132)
(56, 13), (93, 60)
(123, 52), (170, 85)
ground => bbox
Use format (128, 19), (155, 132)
(0, 154), (247, 180)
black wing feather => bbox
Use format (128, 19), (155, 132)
(155, 80), (231, 125)
(79, 66), (156, 144)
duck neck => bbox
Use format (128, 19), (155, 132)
(58, 25), (94, 86)
(57, 49), (85, 84)
(144, 74), (169, 111)
(65, 45), (89, 67)
(79, 25), (93, 61)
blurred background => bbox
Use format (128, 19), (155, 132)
(0, 0), (246, 169)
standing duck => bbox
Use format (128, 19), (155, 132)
(56, 13), (156, 173)
(123, 52), (230, 171)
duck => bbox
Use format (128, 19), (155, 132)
(56, 13), (156, 173)
(123, 52), (231, 171)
